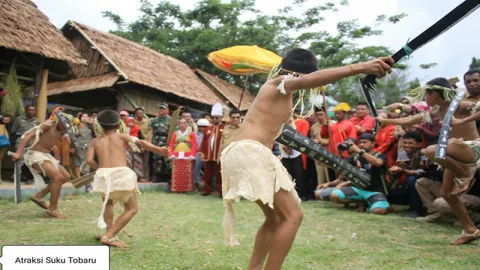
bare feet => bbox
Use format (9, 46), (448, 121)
(138, 178), (149, 183)
(30, 195), (49, 210)
(450, 229), (480, 245)
(46, 209), (68, 219)
(100, 235), (126, 248)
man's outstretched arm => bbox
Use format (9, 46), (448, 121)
(283, 57), (394, 93)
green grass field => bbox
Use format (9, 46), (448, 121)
(1, 191), (479, 269)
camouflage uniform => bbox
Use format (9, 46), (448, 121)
(150, 115), (171, 180)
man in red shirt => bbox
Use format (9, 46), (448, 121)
(321, 103), (357, 158)
(349, 102), (375, 135)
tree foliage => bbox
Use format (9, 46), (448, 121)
(103, 0), (419, 106)
(470, 57), (480, 70)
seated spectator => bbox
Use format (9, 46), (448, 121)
(418, 170), (480, 227)
(314, 178), (342, 200)
(330, 133), (391, 214)
(388, 131), (425, 217)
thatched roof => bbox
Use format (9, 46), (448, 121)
(196, 69), (255, 111)
(46, 73), (119, 96)
(64, 21), (220, 105)
(0, 0), (85, 64)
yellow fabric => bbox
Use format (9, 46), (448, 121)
(334, 102), (351, 112)
(208, 45), (281, 75)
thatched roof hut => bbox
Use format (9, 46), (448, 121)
(195, 69), (255, 111)
(0, 0), (85, 75)
(47, 21), (222, 114)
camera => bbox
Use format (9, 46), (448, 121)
(337, 138), (357, 152)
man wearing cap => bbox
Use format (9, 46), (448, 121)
(119, 110), (129, 123)
(321, 102), (357, 158)
(194, 118), (210, 191)
(199, 102), (225, 197)
(148, 103), (171, 182)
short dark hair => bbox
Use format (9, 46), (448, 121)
(426, 77), (452, 99)
(464, 69), (480, 80)
(359, 133), (375, 142)
(229, 109), (240, 117)
(281, 48), (318, 74)
(314, 106), (325, 113)
(403, 131), (423, 143)
(25, 105), (35, 110)
(134, 108), (144, 114)
(97, 110), (120, 131)
(356, 102), (369, 108)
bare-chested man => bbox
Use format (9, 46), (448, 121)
(220, 48), (393, 269)
(11, 117), (73, 218)
(87, 110), (167, 247)
(377, 78), (480, 245)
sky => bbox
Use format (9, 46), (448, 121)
(33, 0), (480, 86)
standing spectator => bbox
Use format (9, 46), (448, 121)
(168, 119), (197, 193)
(134, 108), (150, 182)
(89, 111), (98, 119)
(310, 107), (332, 184)
(194, 119), (210, 191)
(119, 110), (129, 123)
(321, 103), (357, 158)
(463, 69), (480, 101)
(0, 115), (12, 184)
(199, 103), (224, 197)
(349, 102), (376, 135)
(219, 110), (241, 154)
(203, 113), (213, 125)
(181, 110), (198, 133)
(463, 69), (480, 134)
(71, 113), (94, 179)
(11, 105), (40, 184)
(374, 112), (397, 168)
(126, 117), (145, 182)
(149, 103), (171, 182)
(281, 118), (308, 201)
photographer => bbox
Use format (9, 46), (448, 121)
(330, 133), (391, 214)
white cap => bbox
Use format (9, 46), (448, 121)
(211, 102), (223, 117)
(196, 119), (210, 127)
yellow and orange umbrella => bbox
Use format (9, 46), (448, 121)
(208, 45), (281, 75)
(208, 45), (281, 109)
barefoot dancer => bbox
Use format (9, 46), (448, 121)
(377, 78), (480, 245)
(221, 48), (393, 269)
(86, 110), (167, 247)
(11, 114), (75, 218)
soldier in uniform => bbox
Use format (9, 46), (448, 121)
(11, 105), (39, 184)
(148, 103), (171, 182)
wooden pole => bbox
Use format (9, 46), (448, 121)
(32, 58), (44, 107)
(36, 69), (49, 122)
(238, 74), (249, 110)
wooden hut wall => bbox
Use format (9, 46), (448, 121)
(48, 88), (118, 110)
(118, 85), (210, 115)
(69, 35), (113, 78)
